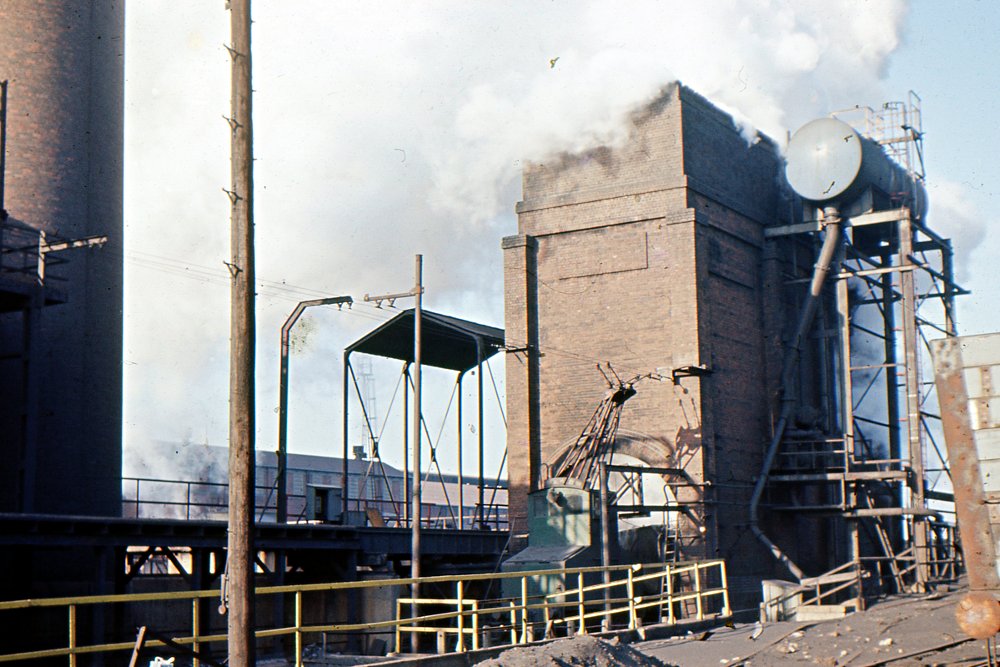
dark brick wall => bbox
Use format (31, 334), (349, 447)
(0, 1), (124, 517)
(679, 86), (781, 226)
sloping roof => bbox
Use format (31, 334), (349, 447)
(345, 308), (504, 372)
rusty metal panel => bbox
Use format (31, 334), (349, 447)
(930, 333), (1000, 592)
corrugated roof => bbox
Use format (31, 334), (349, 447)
(345, 308), (504, 372)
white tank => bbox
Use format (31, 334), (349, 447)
(785, 117), (925, 218)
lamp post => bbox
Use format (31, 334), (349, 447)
(277, 295), (353, 523)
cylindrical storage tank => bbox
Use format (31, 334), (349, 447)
(784, 117), (926, 219)
(0, 1), (124, 518)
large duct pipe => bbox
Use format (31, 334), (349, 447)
(750, 207), (844, 581)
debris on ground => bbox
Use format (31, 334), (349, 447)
(637, 587), (995, 666)
(478, 635), (673, 667)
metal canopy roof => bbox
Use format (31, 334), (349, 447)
(345, 308), (504, 372)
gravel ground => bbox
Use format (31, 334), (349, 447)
(477, 635), (671, 667)
(636, 588), (995, 666)
(297, 588), (995, 667)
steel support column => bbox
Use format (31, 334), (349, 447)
(403, 362), (410, 526)
(343, 352), (351, 518)
(881, 252), (903, 550)
(899, 213), (929, 590)
(837, 259), (861, 582)
(476, 339), (485, 528)
(456, 370), (466, 529)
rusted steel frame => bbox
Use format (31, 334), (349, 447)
(930, 338), (999, 593)
(899, 213), (930, 589)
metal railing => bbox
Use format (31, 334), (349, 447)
(0, 219), (46, 283)
(121, 475), (508, 530)
(761, 560), (864, 622)
(775, 437), (849, 472)
(862, 535), (963, 594)
(122, 476), (281, 521)
(395, 560), (730, 653)
(0, 560), (729, 665)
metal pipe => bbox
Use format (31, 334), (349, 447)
(412, 255), (423, 597)
(836, 257), (858, 570)
(599, 462), (612, 630)
(343, 352), (351, 520)
(403, 362), (410, 526)
(456, 370), (467, 529)
(881, 254), (903, 549)
(279, 296), (352, 523)
(477, 338), (485, 528)
(750, 209), (843, 581)
(942, 239), (957, 336)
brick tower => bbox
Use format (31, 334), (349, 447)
(503, 84), (801, 596)
(0, 1), (124, 520)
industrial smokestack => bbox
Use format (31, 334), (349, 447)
(0, 0), (124, 517)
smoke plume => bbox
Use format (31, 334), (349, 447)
(125, 0), (916, 475)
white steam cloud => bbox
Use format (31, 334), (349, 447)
(125, 0), (917, 476)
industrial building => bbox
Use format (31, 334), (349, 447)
(0, 1), (975, 660)
(504, 83), (960, 608)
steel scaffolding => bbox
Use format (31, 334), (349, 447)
(762, 94), (964, 603)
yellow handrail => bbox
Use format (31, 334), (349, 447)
(0, 559), (730, 664)
(394, 560), (730, 652)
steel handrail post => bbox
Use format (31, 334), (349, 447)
(295, 591), (303, 667)
(577, 572), (585, 635)
(193, 598), (201, 667)
(694, 564), (704, 620)
(666, 565), (675, 624)
(508, 600), (516, 644)
(520, 577), (528, 642)
(720, 562), (731, 616)
(471, 600), (479, 651)
(68, 604), (76, 667)
(627, 568), (637, 630)
(543, 589), (552, 639)
(456, 581), (465, 652)
(395, 600), (402, 654)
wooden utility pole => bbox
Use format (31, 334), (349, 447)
(225, 0), (255, 665)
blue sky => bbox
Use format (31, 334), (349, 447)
(887, 0), (1000, 335)
(122, 1), (999, 476)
